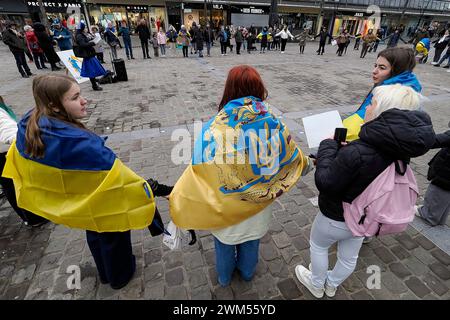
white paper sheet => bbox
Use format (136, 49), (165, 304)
(302, 110), (344, 149)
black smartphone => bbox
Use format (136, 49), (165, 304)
(334, 127), (347, 144)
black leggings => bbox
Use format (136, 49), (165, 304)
(220, 42), (227, 54)
(182, 46), (188, 57)
(86, 230), (135, 288)
(299, 45), (305, 53)
(281, 39), (287, 52)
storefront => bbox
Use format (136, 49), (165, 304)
(0, 0), (32, 31)
(331, 10), (379, 36)
(87, 3), (157, 32)
(182, 3), (218, 30)
(26, 0), (86, 29)
(278, 6), (320, 31)
(230, 5), (270, 29)
(149, 6), (166, 32)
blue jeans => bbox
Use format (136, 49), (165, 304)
(123, 37), (133, 58)
(214, 237), (260, 286)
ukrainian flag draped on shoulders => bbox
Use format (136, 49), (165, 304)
(343, 71), (422, 141)
(169, 96), (308, 230)
(2, 111), (155, 232)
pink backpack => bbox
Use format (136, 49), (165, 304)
(343, 161), (418, 237)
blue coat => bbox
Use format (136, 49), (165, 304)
(53, 27), (72, 50)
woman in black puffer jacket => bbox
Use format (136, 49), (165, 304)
(32, 22), (61, 71)
(295, 84), (436, 299)
(416, 130), (450, 226)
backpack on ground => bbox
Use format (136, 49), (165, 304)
(343, 160), (418, 237)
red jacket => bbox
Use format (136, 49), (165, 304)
(25, 30), (43, 53)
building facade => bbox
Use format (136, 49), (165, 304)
(1, 0), (449, 35)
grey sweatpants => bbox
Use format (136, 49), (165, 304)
(418, 183), (450, 226)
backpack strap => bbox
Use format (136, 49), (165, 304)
(394, 160), (408, 176)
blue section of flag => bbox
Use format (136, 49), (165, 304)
(355, 71), (422, 119)
(16, 110), (116, 171)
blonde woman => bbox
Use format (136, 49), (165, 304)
(295, 84), (435, 298)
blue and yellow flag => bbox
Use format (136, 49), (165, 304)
(2, 112), (155, 232)
(169, 97), (307, 230)
(343, 71), (422, 141)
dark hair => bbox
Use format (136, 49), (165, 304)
(219, 65), (268, 111)
(377, 47), (416, 77)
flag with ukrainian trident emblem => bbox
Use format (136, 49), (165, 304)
(169, 96), (308, 230)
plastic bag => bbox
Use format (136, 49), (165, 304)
(331, 39), (337, 46)
(162, 221), (197, 250)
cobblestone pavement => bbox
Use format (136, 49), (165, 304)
(0, 41), (450, 300)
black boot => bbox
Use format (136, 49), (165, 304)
(90, 78), (103, 91)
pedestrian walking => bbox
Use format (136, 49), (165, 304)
(169, 65), (313, 287)
(204, 24), (214, 57)
(275, 25), (294, 53)
(234, 27), (244, 55)
(195, 25), (205, 57)
(416, 129), (450, 226)
(104, 21), (120, 60)
(257, 27), (269, 53)
(33, 22), (61, 71)
(360, 29), (379, 58)
(295, 28), (313, 54)
(75, 22), (106, 91)
(3, 74), (171, 290)
(431, 30), (450, 64)
(135, 19), (151, 59)
(382, 29), (407, 48)
(119, 20), (134, 60)
(150, 32), (159, 57)
(433, 41), (450, 68)
(177, 25), (191, 58)
(2, 21), (33, 78)
(0, 96), (48, 227)
(157, 28), (167, 57)
(52, 19), (72, 51)
(343, 46), (421, 142)
(24, 25), (47, 70)
(217, 26), (228, 56)
(315, 26), (332, 55)
(295, 84), (434, 298)
(90, 25), (105, 63)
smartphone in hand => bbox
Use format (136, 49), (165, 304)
(334, 127), (347, 145)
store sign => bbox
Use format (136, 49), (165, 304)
(27, 1), (81, 8)
(184, 9), (192, 13)
(241, 7), (265, 14)
(126, 5), (148, 12)
(213, 5), (223, 9)
(354, 12), (364, 17)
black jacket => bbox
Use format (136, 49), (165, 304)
(75, 31), (96, 58)
(33, 22), (60, 63)
(2, 29), (26, 53)
(427, 130), (450, 190)
(315, 31), (331, 44)
(315, 108), (435, 222)
(135, 24), (150, 41)
(204, 28), (214, 43)
(433, 35), (450, 49)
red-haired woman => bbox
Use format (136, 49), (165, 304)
(170, 65), (312, 287)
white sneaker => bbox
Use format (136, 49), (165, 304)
(447, 69), (450, 72)
(414, 205), (422, 218)
(221, 54), (224, 56)
(295, 265), (324, 298)
(308, 263), (337, 298)
(431, 62), (438, 65)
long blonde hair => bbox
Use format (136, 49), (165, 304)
(26, 74), (86, 158)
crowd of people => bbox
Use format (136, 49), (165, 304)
(0, 42), (448, 297)
(3, 18), (450, 89)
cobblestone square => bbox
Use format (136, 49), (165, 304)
(0, 40), (449, 300)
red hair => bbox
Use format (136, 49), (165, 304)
(219, 65), (268, 110)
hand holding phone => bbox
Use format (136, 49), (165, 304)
(334, 127), (347, 146)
